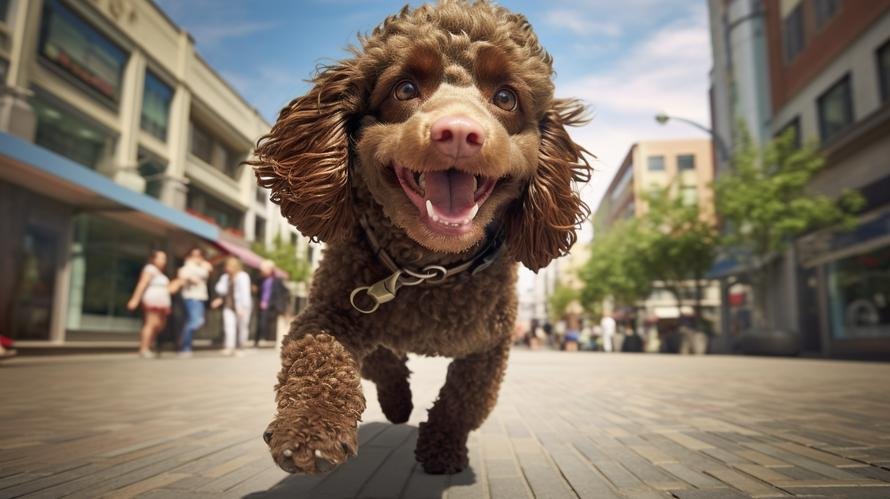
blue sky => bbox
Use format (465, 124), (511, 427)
(156, 0), (712, 222)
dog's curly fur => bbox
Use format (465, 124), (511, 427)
(249, 0), (591, 475)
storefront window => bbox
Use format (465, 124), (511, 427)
(827, 246), (890, 339)
(30, 91), (117, 171)
(66, 214), (157, 332)
(39, 0), (128, 102)
(141, 70), (173, 141)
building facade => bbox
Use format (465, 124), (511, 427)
(765, 0), (890, 356)
(709, 0), (890, 356)
(0, 0), (316, 347)
(593, 139), (721, 327)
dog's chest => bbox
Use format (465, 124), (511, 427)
(366, 265), (517, 356)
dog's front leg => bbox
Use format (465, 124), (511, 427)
(415, 340), (510, 474)
(264, 330), (367, 474)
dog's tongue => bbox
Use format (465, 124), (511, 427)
(424, 169), (476, 217)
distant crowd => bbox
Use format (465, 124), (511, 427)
(128, 248), (290, 358)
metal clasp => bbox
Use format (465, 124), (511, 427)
(350, 271), (402, 314)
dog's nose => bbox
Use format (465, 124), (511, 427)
(430, 116), (485, 158)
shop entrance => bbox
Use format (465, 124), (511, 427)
(8, 226), (60, 340)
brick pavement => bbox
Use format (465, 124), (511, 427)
(1, 350), (889, 498)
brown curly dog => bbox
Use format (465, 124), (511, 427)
(249, 0), (591, 475)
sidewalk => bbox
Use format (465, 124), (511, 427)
(1, 350), (889, 498)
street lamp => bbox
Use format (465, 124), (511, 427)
(654, 112), (731, 163)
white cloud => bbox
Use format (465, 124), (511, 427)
(555, 9), (712, 231)
(543, 9), (622, 37)
(190, 21), (280, 48)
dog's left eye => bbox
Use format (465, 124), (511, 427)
(394, 80), (420, 101)
(492, 88), (517, 111)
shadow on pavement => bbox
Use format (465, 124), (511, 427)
(246, 422), (476, 498)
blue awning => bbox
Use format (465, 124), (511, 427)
(0, 132), (219, 241)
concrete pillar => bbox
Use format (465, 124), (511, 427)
(0, 0), (43, 141)
(163, 32), (194, 209)
(112, 50), (146, 191)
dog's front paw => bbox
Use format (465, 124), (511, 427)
(415, 422), (469, 474)
(264, 407), (358, 474)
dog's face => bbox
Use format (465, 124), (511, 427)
(357, 42), (548, 253)
(251, 2), (591, 271)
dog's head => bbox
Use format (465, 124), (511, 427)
(251, 1), (591, 271)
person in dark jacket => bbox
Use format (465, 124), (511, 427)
(255, 260), (289, 346)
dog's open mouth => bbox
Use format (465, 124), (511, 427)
(394, 164), (498, 235)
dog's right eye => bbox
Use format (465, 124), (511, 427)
(393, 80), (420, 101)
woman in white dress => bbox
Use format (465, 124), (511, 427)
(211, 257), (252, 356)
(127, 250), (181, 358)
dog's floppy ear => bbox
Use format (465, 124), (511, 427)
(249, 62), (362, 242)
(504, 98), (592, 272)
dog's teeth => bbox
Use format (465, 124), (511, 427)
(469, 203), (479, 220)
(418, 173), (425, 191)
(472, 175), (478, 192)
(283, 449), (293, 457)
(425, 199), (435, 219)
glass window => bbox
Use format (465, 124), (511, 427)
(878, 40), (890, 104)
(0, 0), (10, 22)
(777, 116), (802, 149)
(66, 214), (157, 332)
(814, 0), (841, 29)
(190, 120), (241, 178)
(256, 186), (267, 205)
(38, 0), (128, 102)
(677, 154), (695, 171)
(190, 121), (214, 164)
(783, 4), (805, 63)
(827, 245), (890, 340)
(817, 74), (853, 142)
(647, 155), (665, 171)
(137, 149), (165, 199)
(141, 70), (173, 141)
(186, 186), (244, 232)
(254, 215), (266, 243)
(30, 91), (117, 171)
(0, 58), (8, 85)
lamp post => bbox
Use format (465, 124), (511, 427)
(655, 112), (731, 164)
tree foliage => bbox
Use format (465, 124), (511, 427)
(548, 281), (580, 322)
(714, 125), (863, 267)
(252, 233), (311, 283)
(579, 218), (654, 309)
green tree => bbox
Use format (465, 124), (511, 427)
(252, 233), (311, 283)
(639, 185), (718, 329)
(714, 125), (864, 328)
(548, 281), (579, 323)
(579, 218), (654, 313)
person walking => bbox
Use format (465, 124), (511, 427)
(255, 259), (288, 347)
(127, 250), (180, 358)
(177, 247), (212, 357)
(212, 257), (252, 356)
(600, 314), (616, 353)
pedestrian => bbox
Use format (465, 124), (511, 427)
(600, 314), (616, 352)
(177, 247), (212, 357)
(127, 250), (181, 358)
(255, 259), (289, 347)
(211, 256), (252, 356)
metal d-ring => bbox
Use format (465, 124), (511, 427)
(422, 265), (448, 284)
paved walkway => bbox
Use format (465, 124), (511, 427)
(1, 350), (890, 498)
